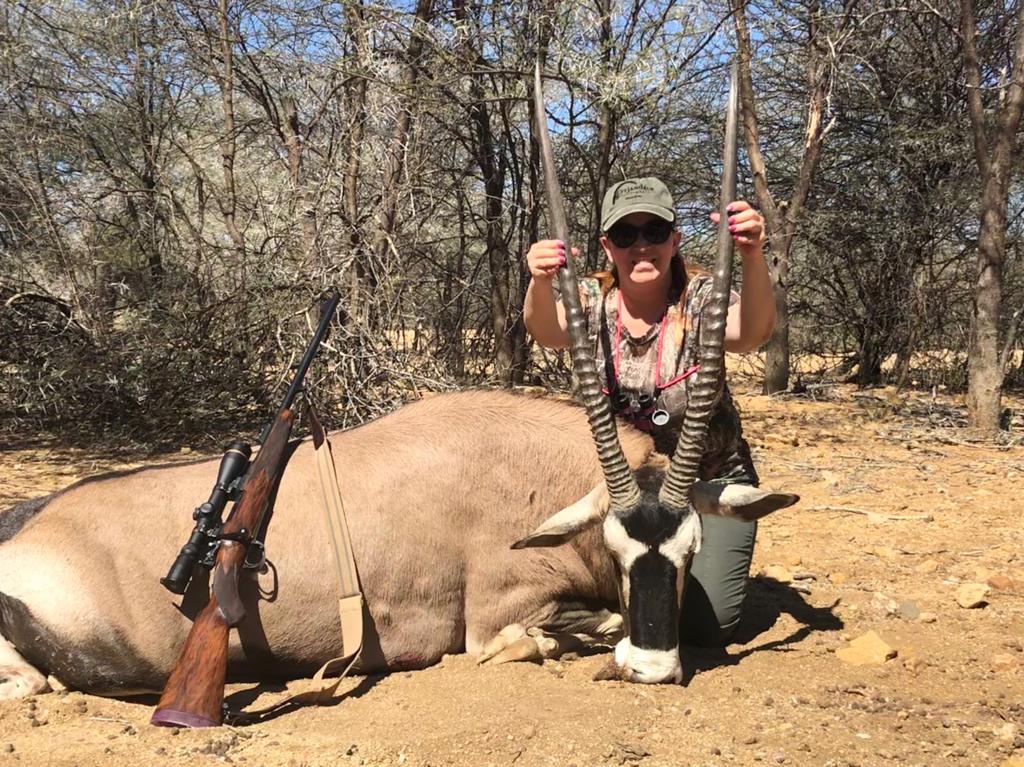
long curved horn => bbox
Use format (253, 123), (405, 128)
(659, 60), (740, 510)
(533, 60), (641, 514)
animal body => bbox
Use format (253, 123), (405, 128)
(0, 392), (644, 698)
(0, 391), (792, 700)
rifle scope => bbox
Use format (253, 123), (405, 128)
(160, 442), (252, 594)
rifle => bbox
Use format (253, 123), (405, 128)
(152, 291), (340, 728)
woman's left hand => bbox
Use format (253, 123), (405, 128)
(710, 199), (765, 257)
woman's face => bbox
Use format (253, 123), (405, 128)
(600, 213), (681, 294)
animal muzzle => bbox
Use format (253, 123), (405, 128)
(593, 638), (682, 684)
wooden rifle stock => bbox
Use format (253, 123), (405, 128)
(151, 409), (295, 728)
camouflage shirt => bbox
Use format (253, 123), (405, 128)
(578, 274), (759, 485)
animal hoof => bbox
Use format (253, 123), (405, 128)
(595, 613), (624, 639)
(0, 667), (50, 701)
(478, 624), (528, 664)
(482, 636), (542, 665)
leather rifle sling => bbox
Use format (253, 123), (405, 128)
(227, 403), (364, 722)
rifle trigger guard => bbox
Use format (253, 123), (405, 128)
(243, 540), (268, 573)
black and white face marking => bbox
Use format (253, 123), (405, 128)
(603, 501), (702, 684)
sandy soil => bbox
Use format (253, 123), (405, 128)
(0, 380), (1022, 767)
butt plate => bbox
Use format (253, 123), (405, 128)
(151, 708), (221, 728)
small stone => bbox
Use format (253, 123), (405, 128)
(904, 655), (926, 673)
(992, 654), (1019, 673)
(898, 601), (920, 620)
(994, 723), (1021, 747)
(179, 446), (193, 454)
(915, 559), (940, 574)
(956, 583), (989, 609)
(820, 471), (841, 488)
(836, 631), (898, 666)
(873, 546), (899, 560)
(872, 592), (900, 616)
(742, 735), (759, 745)
(764, 565), (793, 583)
(829, 572), (848, 585)
(711, 747), (722, 756)
(918, 611), (937, 623)
(45, 675), (67, 692)
(988, 575), (1015, 590)
(784, 554), (802, 567)
(3, 744), (14, 754)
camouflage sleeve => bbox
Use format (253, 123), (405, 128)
(578, 277), (602, 336)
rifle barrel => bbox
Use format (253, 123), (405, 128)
(279, 291), (340, 415)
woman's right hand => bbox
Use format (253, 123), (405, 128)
(526, 239), (568, 280)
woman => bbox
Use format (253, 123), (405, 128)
(523, 176), (775, 646)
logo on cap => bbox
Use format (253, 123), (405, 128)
(612, 181), (656, 203)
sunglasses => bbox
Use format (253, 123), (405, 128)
(605, 219), (674, 248)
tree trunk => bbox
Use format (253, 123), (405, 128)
(456, 0), (512, 385)
(215, 0), (246, 263)
(966, 203), (1005, 429)
(960, 0), (1024, 432)
(373, 0), (434, 267)
(589, 0), (616, 273)
(281, 96), (318, 265)
(733, 0), (847, 394)
(343, 0), (370, 318)
(763, 274), (791, 393)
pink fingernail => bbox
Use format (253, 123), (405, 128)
(729, 225), (737, 232)
(559, 255), (566, 265)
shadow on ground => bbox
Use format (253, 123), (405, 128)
(682, 576), (842, 683)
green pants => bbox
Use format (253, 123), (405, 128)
(680, 513), (758, 647)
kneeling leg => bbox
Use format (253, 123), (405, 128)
(0, 635), (48, 700)
(478, 603), (623, 666)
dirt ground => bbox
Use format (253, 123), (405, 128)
(0, 378), (1022, 767)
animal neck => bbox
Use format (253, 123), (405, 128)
(569, 524), (623, 604)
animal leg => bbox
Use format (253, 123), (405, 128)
(0, 635), (49, 700)
(477, 624), (563, 665)
(478, 612), (624, 666)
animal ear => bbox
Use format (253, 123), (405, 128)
(511, 484), (609, 549)
(688, 482), (799, 521)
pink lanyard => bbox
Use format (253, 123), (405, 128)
(608, 290), (700, 395)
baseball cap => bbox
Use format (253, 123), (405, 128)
(601, 177), (676, 231)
